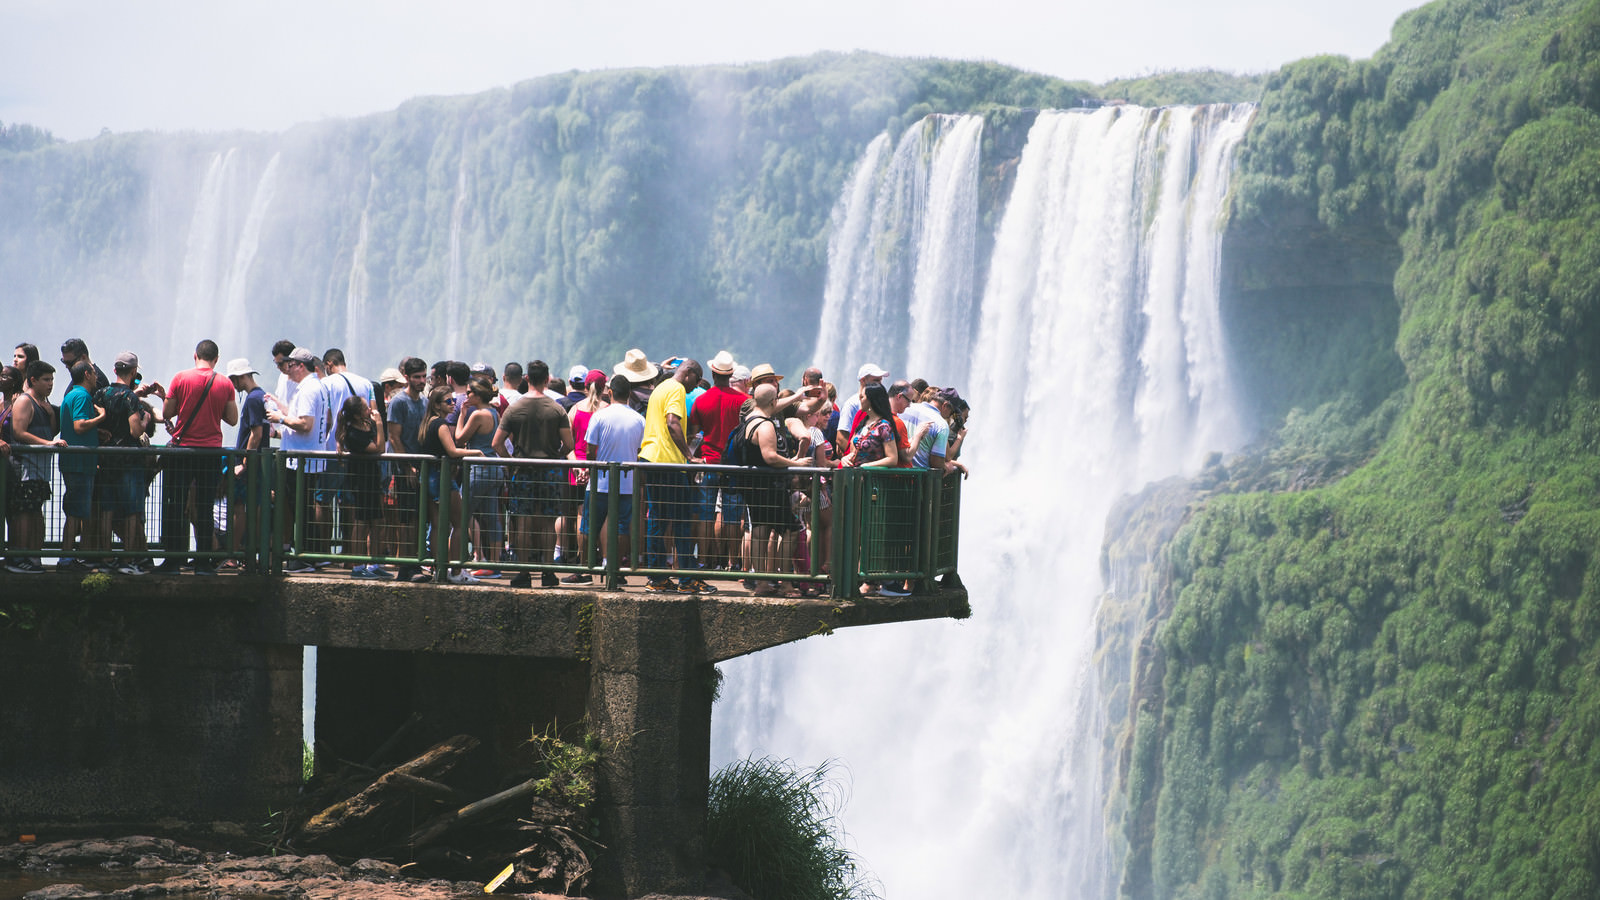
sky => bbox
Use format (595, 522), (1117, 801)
(0, 0), (1430, 142)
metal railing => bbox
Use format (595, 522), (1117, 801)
(1, 445), (961, 598)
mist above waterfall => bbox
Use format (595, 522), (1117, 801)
(717, 103), (1254, 899)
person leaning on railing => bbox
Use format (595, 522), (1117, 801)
(4, 361), (64, 574)
(740, 383), (813, 598)
(418, 385), (485, 584)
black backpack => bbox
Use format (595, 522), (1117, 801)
(723, 415), (771, 468)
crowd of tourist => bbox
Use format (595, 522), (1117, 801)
(1, 337), (970, 596)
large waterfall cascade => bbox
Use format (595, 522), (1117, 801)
(720, 103), (1255, 899)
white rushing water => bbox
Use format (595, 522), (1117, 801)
(717, 104), (1255, 899)
(814, 114), (985, 388)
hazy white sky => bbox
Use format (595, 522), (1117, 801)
(2, 0), (1427, 141)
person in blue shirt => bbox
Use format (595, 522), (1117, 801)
(59, 361), (106, 570)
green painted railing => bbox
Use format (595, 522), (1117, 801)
(1, 445), (961, 597)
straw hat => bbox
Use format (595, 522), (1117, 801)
(748, 363), (784, 387)
(614, 348), (658, 382)
(709, 350), (736, 375)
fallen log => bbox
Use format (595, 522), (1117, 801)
(388, 773), (466, 806)
(407, 777), (542, 849)
(298, 734), (481, 845)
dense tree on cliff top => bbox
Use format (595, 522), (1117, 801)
(1134, 1), (1600, 898)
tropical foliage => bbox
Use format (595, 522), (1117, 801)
(1129, 1), (1600, 896)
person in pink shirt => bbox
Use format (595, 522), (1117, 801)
(157, 339), (238, 574)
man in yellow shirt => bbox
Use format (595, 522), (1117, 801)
(640, 358), (714, 593)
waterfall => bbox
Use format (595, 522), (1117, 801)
(218, 152), (281, 362)
(813, 114), (984, 385)
(446, 144), (471, 361)
(167, 148), (280, 368)
(715, 104), (1255, 899)
(344, 195), (373, 365)
(168, 148), (237, 364)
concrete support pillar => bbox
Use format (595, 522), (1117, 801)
(585, 596), (713, 898)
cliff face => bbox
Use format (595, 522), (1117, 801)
(1120, 1), (1600, 897)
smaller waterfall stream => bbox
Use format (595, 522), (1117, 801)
(813, 114), (985, 385)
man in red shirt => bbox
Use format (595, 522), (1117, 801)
(157, 339), (239, 574)
(688, 350), (750, 571)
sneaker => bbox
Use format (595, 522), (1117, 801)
(154, 559), (185, 574)
(351, 565), (377, 580)
(283, 560), (315, 574)
(56, 557), (91, 572)
(5, 559), (43, 574)
(472, 568), (501, 579)
(409, 568), (434, 584)
(395, 565), (421, 582)
(876, 584), (911, 597)
(366, 565), (395, 580)
(645, 579), (677, 593)
(678, 578), (718, 595)
(509, 573), (533, 588)
(542, 571), (561, 588)
(447, 570), (481, 585)
(116, 562), (146, 576)
(561, 573), (594, 584)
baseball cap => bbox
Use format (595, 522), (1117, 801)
(379, 367), (404, 385)
(858, 363), (889, 380)
(289, 347), (318, 367)
(568, 364), (589, 386)
(113, 351), (139, 372)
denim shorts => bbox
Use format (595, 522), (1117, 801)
(582, 491), (634, 536)
(509, 466), (564, 517)
(62, 471), (95, 520)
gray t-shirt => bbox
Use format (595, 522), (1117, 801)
(387, 391), (426, 454)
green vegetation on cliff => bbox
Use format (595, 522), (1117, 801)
(1131, 1), (1600, 897)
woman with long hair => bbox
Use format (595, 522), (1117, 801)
(11, 343), (39, 370)
(419, 385), (484, 584)
(455, 376), (505, 573)
(563, 370), (608, 578)
(839, 382), (901, 468)
(337, 394), (389, 579)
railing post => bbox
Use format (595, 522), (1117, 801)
(829, 468), (855, 600)
(605, 463), (622, 591)
(291, 462), (305, 565)
(433, 456), (452, 583)
(919, 468), (939, 593)
(255, 448), (272, 574)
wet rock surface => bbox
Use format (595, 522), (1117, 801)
(1, 836), (751, 900)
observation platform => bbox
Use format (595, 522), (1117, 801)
(0, 447), (967, 898)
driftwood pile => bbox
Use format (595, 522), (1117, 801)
(281, 718), (595, 895)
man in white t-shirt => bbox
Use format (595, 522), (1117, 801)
(890, 380), (949, 470)
(579, 374), (647, 584)
(834, 362), (888, 458)
(266, 347), (330, 570)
